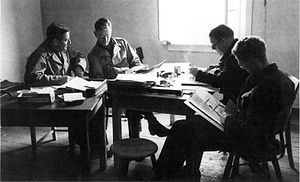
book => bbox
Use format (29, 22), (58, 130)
(17, 92), (55, 104)
(63, 77), (107, 97)
(184, 88), (226, 131)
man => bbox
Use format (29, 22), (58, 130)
(24, 22), (105, 154)
(190, 24), (248, 104)
(153, 36), (295, 180)
(25, 22), (86, 86)
(88, 18), (169, 138)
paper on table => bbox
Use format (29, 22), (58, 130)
(63, 92), (85, 102)
(116, 73), (159, 82)
(30, 86), (56, 94)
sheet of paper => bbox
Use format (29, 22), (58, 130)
(63, 92), (85, 102)
(30, 86), (56, 94)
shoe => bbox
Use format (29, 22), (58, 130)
(172, 166), (201, 181)
(148, 121), (170, 137)
(135, 157), (145, 162)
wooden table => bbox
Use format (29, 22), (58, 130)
(1, 90), (107, 176)
(107, 82), (197, 142)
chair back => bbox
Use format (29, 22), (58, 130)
(136, 47), (144, 62)
(273, 74), (299, 135)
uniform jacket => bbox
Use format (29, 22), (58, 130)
(224, 63), (295, 160)
(88, 37), (142, 79)
(195, 39), (248, 103)
(24, 41), (86, 86)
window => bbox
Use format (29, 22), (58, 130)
(158, 0), (252, 51)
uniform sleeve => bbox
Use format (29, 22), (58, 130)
(24, 52), (66, 86)
(68, 48), (87, 72)
(88, 53), (117, 79)
(124, 40), (143, 68)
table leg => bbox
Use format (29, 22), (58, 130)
(97, 104), (107, 172)
(80, 115), (91, 177)
(30, 127), (37, 160)
(112, 97), (122, 142)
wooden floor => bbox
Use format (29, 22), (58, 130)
(1, 112), (299, 181)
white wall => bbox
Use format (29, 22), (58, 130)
(1, 0), (43, 82)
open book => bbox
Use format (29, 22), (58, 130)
(184, 88), (226, 131)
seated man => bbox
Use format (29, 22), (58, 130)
(25, 22), (86, 86)
(88, 18), (169, 138)
(153, 36), (295, 180)
(190, 24), (248, 104)
(24, 22), (102, 153)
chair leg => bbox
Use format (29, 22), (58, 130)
(51, 126), (57, 141)
(170, 114), (175, 126)
(222, 153), (234, 181)
(231, 155), (240, 179)
(261, 161), (271, 179)
(285, 128), (295, 169)
(271, 158), (283, 182)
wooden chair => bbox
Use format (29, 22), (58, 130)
(222, 74), (299, 182)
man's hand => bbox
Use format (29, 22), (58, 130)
(189, 66), (199, 77)
(58, 76), (72, 85)
(74, 66), (84, 77)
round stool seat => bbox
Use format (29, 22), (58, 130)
(111, 138), (158, 160)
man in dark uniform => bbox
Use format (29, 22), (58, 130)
(190, 24), (248, 104)
(153, 36), (295, 180)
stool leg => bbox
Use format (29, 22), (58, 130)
(151, 154), (157, 168)
(114, 156), (129, 180)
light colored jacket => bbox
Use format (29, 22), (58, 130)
(25, 41), (86, 86)
(88, 37), (142, 79)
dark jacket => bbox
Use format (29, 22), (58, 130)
(195, 39), (248, 103)
(88, 37), (142, 79)
(224, 63), (295, 160)
(25, 41), (86, 86)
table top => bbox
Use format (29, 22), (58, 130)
(1, 89), (105, 112)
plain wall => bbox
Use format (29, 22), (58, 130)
(1, 0), (43, 82)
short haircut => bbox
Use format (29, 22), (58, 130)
(94, 18), (112, 31)
(209, 24), (234, 40)
(232, 36), (267, 62)
(46, 22), (70, 42)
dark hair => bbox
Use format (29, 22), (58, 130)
(209, 24), (234, 40)
(94, 18), (112, 31)
(232, 36), (267, 62)
(46, 22), (69, 42)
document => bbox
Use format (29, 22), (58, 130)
(184, 88), (226, 131)
(135, 59), (168, 73)
(63, 77), (107, 96)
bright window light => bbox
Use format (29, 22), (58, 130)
(159, 0), (251, 46)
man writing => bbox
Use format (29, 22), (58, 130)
(190, 24), (248, 104)
(25, 22), (86, 86)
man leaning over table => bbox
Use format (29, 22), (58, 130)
(88, 18), (170, 143)
(151, 36), (295, 180)
(24, 22), (104, 156)
(25, 22), (86, 86)
(190, 24), (248, 104)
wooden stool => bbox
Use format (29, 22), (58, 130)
(111, 138), (158, 179)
